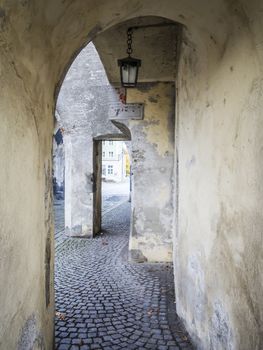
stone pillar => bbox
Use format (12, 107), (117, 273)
(64, 132), (94, 237)
(126, 83), (175, 263)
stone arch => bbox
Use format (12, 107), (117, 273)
(52, 1), (234, 101)
(96, 121), (132, 141)
(92, 121), (132, 237)
(55, 40), (134, 238)
(0, 1), (263, 350)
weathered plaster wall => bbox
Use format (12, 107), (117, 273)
(63, 133), (95, 237)
(174, 19), (263, 350)
(56, 43), (124, 237)
(0, 16), (55, 350)
(0, 0), (263, 349)
(126, 83), (175, 262)
(53, 133), (64, 192)
(57, 41), (176, 256)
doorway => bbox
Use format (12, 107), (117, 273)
(93, 139), (131, 235)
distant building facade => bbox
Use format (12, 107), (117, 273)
(102, 141), (128, 182)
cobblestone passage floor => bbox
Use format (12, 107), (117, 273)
(54, 199), (66, 247)
(55, 200), (193, 350)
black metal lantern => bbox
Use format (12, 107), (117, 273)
(118, 28), (141, 88)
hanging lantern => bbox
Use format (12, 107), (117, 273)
(118, 28), (141, 88)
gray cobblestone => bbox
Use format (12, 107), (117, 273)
(55, 200), (193, 350)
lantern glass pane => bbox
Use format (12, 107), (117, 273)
(122, 64), (129, 84)
(121, 63), (137, 86)
(127, 65), (137, 85)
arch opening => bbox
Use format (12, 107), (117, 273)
(53, 16), (183, 349)
(0, 2), (263, 349)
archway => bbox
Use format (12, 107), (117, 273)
(53, 18), (182, 348)
(0, 1), (262, 349)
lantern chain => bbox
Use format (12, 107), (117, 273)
(127, 28), (133, 56)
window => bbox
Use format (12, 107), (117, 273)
(108, 165), (113, 175)
(102, 141), (105, 145)
(109, 151), (114, 157)
(102, 166), (106, 175)
(102, 151), (105, 157)
(109, 141), (113, 145)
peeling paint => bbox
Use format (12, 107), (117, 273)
(127, 83), (174, 157)
(126, 82), (175, 262)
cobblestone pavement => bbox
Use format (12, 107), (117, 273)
(54, 190), (128, 247)
(55, 200), (193, 350)
(102, 194), (129, 217)
(101, 181), (130, 216)
(54, 199), (66, 247)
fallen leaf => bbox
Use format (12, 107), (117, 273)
(55, 311), (66, 320)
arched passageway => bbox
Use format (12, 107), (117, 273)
(56, 36), (175, 261)
(0, 1), (263, 349)
(53, 34), (186, 348)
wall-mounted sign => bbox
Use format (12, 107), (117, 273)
(109, 103), (144, 120)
